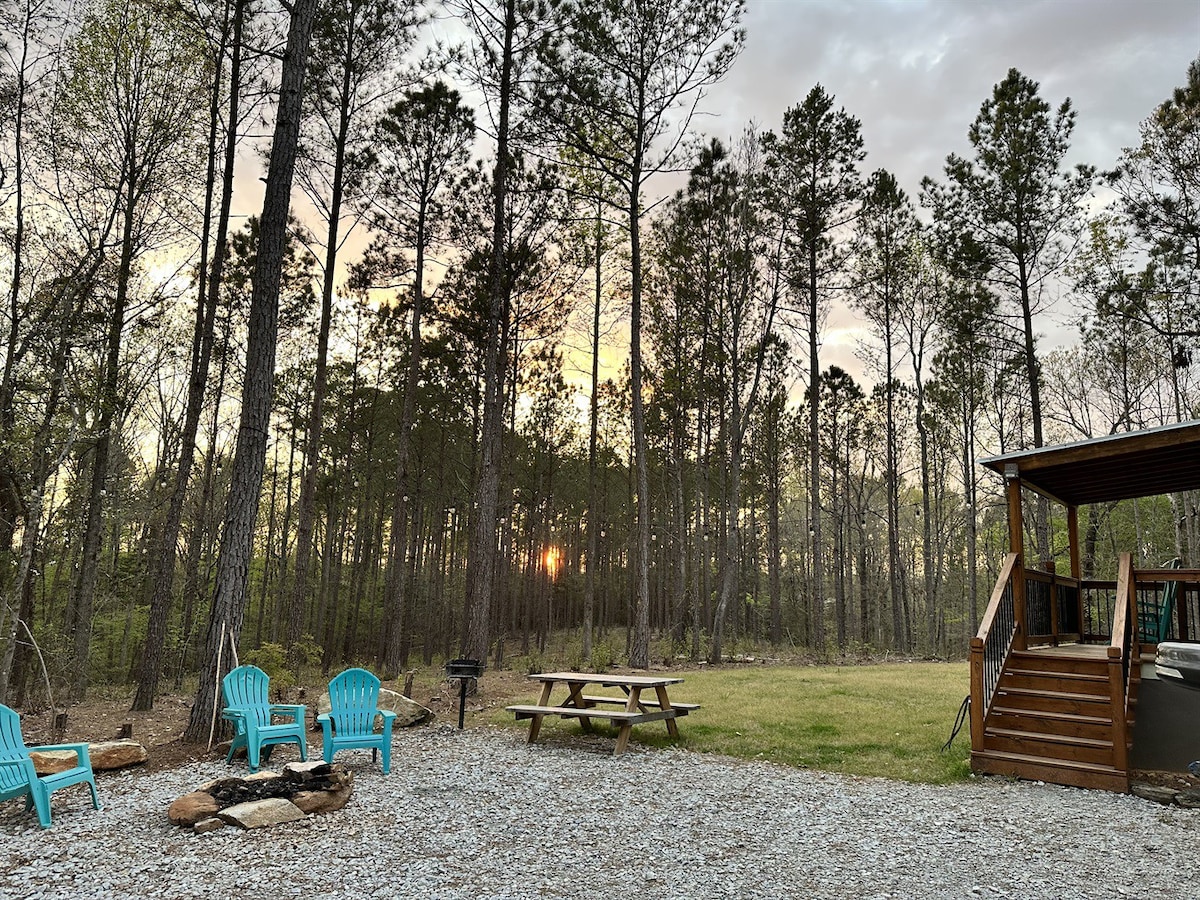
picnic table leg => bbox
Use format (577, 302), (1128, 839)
(613, 722), (633, 755)
(527, 712), (545, 744)
(655, 685), (680, 739)
(566, 681), (594, 733)
(526, 682), (554, 743)
(608, 686), (643, 753)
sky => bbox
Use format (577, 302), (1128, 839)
(676, 0), (1200, 381)
(272, 0), (1200, 403)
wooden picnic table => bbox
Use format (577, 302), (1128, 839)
(506, 671), (697, 756)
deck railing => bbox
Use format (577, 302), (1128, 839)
(1081, 569), (1199, 644)
(970, 553), (1019, 749)
(1023, 569), (1082, 645)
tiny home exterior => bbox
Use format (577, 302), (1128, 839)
(970, 420), (1200, 791)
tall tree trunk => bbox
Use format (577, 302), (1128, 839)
(807, 244), (825, 653)
(134, 0), (244, 710)
(184, 0), (317, 741)
(628, 174), (651, 670)
(463, 0), (515, 664)
(70, 172), (138, 700)
(380, 207), (428, 676)
(584, 199), (602, 660)
(287, 12), (357, 664)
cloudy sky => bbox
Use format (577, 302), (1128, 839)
(677, 0), (1200, 379)
(702, 0), (1197, 197)
(386, 1), (1199, 394)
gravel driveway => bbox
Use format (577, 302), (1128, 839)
(1, 725), (1194, 899)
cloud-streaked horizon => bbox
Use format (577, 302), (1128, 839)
(681, 0), (1199, 383)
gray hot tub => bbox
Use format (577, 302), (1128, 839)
(1152, 642), (1200, 775)
(1155, 642), (1200, 689)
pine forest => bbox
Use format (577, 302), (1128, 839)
(1, 0), (1198, 730)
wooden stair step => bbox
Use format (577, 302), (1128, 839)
(990, 706), (1111, 727)
(993, 686), (1111, 715)
(1002, 667), (1107, 684)
(985, 727), (1112, 751)
(987, 707), (1113, 741)
(1007, 650), (1111, 675)
(983, 729), (1114, 766)
(984, 715), (1113, 744)
(971, 749), (1128, 792)
(999, 672), (1109, 696)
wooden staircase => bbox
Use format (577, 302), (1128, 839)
(972, 648), (1132, 792)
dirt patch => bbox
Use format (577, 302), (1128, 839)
(12, 668), (537, 774)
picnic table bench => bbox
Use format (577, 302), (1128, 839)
(507, 672), (697, 756)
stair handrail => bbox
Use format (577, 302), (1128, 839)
(970, 552), (1019, 750)
(1107, 552), (1134, 776)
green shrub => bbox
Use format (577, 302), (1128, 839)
(589, 639), (616, 672)
(243, 642), (294, 693)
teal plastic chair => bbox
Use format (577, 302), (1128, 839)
(1139, 558), (1181, 644)
(0, 704), (101, 828)
(221, 665), (307, 773)
(318, 668), (396, 774)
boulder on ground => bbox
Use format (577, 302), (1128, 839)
(315, 687), (431, 728)
(31, 739), (148, 775)
(29, 748), (80, 775)
(292, 784), (352, 814)
(88, 740), (149, 771)
(1131, 782), (1178, 804)
(1175, 788), (1200, 808)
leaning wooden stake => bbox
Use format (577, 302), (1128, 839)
(207, 621), (226, 751)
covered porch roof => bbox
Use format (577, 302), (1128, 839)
(980, 419), (1200, 507)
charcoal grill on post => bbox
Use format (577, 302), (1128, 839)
(445, 658), (484, 729)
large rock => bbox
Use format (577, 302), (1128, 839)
(29, 748), (82, 775)
(1131, 782), (1178, 804)
(168, 791), (221, 826)
(1175, 789), (1200, 809)
(218, 798), (306, 829)
(30, 740), (147, 775)
(292, 784), (352, 814)
(88, 740), (149, 771)
(315, 687), (431, 728)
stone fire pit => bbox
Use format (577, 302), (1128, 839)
(168, 761), (353, 834)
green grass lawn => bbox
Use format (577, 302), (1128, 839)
(494, 662), (973, 784)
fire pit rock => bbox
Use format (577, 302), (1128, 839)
(169, 761), (354, 833)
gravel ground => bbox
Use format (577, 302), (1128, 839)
(1, 725), (1195, 900)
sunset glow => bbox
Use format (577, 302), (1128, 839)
(543, 546), (562, 579)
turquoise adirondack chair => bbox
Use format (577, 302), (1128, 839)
(318, 668), (396, 774)
(0, 704), (101, 828)
(221, 665), (307, 773)
(1139, 558), (1182, 644)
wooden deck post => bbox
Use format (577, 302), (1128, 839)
(969, 636), (985, 751)
(1068, 504), (1084, 640)
(1005, 465), (1027, 651)
(1067, 505), (1081, 580)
